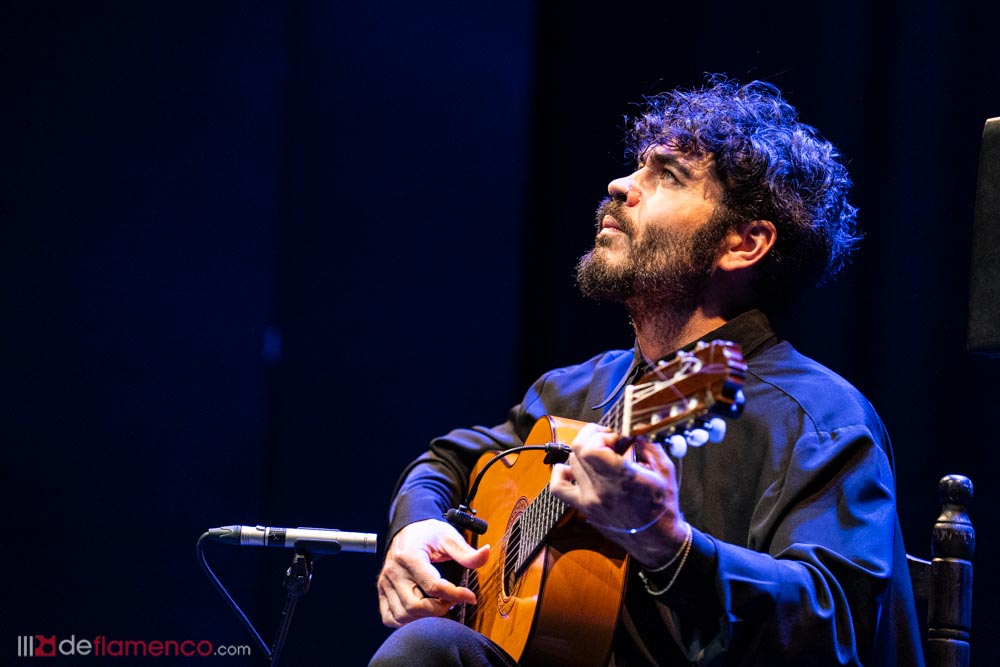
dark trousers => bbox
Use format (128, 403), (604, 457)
(369, 617), (519, 667)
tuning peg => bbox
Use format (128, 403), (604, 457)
(667, 434), (688, 459)
(705, 417), (727, 443)
(685, 429), (710, 448)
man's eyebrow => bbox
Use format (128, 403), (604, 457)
(642, 149), (694, 181)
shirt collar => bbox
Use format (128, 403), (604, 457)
(591, 309), (777, 410)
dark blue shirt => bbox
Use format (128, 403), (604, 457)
(387, 310), (923, 666)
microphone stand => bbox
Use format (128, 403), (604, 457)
(196, 532), (353, 666)
(269, 540), (341, 667)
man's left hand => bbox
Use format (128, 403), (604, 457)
(548, 422), (689, 569)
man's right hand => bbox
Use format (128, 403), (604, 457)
(376, 518), (490, 628)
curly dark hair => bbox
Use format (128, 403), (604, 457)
(627, 75), (860, 299)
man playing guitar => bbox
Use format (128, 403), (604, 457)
(370, 76), (923, 666)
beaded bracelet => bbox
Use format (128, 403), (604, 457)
(637, 522), (693, 596)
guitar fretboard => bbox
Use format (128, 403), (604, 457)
(509, 406), (621, 575)
(512, 486), (566, 574)
(505, 346), (736, 578)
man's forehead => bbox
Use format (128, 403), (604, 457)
(638, 142), (712, 167)
(638, 143), (717, 179)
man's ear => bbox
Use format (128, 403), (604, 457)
(717, 220), (776, 272)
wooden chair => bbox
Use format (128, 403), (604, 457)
(907, 475), (974, 667)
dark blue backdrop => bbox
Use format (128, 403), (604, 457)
(4, 1), (998, 664)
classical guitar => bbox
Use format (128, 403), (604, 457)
(452, 340), (746, 667)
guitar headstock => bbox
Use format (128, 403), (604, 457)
(615, 340), (746, 457)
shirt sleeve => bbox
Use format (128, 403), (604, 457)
(384, 370), (556, 546)
(645, 423), (898, 665)
(383, 350), (631, 547)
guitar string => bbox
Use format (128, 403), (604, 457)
(490, 487), (559, 600)
(463, 462), (569, 612)
(463, 523), (510, 617)
(598, 361), (731, 434)
(473, 362), (730, 595)
(468, 491), (560, 613)
(497, 488), (563, 588)
(600, 383), (717, 436)
(474, 363), (732, 595)
(462, 358), (734, 614)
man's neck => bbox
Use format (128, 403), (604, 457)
(628, 303), (728, 363)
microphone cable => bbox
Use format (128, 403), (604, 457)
(196, 532), (271, 661)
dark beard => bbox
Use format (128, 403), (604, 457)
(575, 197), (730, 315)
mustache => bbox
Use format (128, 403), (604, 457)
(594, 197), (634, 237)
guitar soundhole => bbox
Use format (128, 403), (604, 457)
(498, 496), (529, 611)
(503, 520), (521, 594)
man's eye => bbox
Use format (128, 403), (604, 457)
(660, 169), (676, 181)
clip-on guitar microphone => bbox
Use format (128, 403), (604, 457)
(445, 506), (489, 535)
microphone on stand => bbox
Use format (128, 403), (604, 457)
(206, 525), (377, 555)
(197, 523), (378, 665)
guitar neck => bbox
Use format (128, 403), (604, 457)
(511, 409), (622, 575)
(507, 340), (746, 576)
(461, 341), (744, 666)
(511, 486), (569, 576)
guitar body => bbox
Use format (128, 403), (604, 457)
(461, 416), (628, 667)
(454, 340), (747, 665)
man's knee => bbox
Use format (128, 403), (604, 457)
(369, 617), (515, 667)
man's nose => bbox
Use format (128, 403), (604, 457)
(608, 176), (640, 206)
